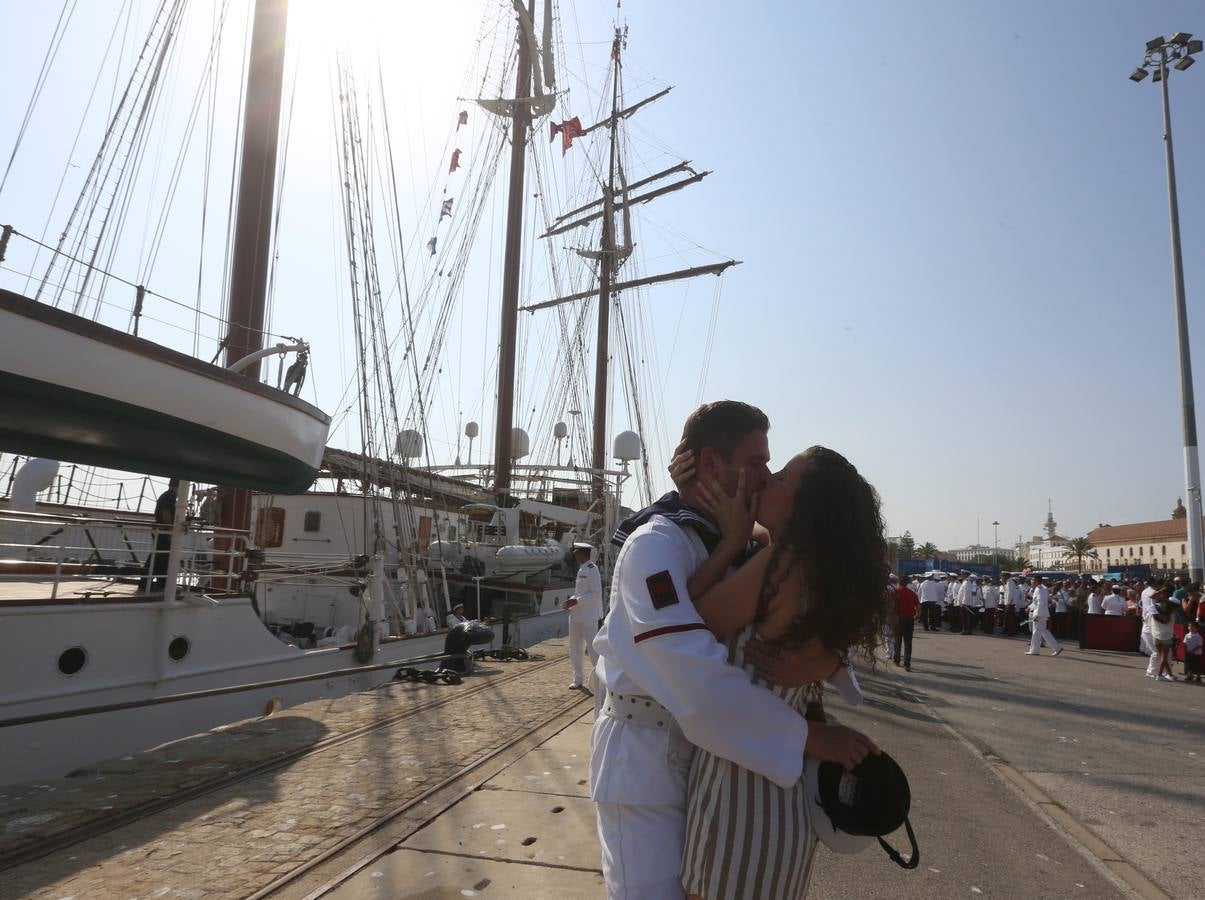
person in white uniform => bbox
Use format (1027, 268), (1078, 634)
(566, 542), (604, 690)
(956, 572), (980, 634)
(918, 574), (945, 631)
(1026, 576), (1063, 656)
(982, 577), (1000, 634)
(446, 602), (468, 627)
(1102, 583), (1126, 615)
(1140, 578), (1161, 677)
(591, 401), (875, 899)
(944, 576), (959, 631)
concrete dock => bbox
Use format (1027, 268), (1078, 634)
(2, 628), (1200, 899)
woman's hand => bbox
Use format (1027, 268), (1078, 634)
(805, 722), (880, 771)
(667, 439), (696, 490)
(744, 637), (841, 687)
(694, 470), (755, 543)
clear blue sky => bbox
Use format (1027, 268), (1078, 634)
(3, 0), (1205, 550)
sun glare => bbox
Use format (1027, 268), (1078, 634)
(289, 0), (472, 61)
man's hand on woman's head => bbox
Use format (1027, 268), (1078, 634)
(744, 637), (841, 688)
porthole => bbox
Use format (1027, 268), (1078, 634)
(168, 636), (191, 661)
(58, 646), (87, 676)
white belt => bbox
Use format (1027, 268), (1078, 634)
(602, 689), (672, 731)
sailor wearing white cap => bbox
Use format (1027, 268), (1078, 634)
(566, 543), (604, 690)
(1026, 576), (1063, 657)
(446, 602), (469, 627)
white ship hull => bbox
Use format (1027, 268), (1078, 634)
(0, 594), (568, 787)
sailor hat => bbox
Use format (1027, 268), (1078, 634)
(571, 542), (594, 551)
(804, 750), (919, 868)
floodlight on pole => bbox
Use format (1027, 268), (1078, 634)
(1130, 32), (1205, 583)
(1131, 67), (1150, 82)
(1189, 39), (1203, 54)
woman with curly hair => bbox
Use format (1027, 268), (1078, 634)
(679, 446), (892, 900)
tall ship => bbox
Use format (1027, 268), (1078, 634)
(0, 0), (739, 786)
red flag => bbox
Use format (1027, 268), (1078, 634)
(449, 149), (462, 173)
(549, 120), (562, 144)
(559, 116), (584, 155)
(457, 110), (468, 128)
(440, 198), (453, 219)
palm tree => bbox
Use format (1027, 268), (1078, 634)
(916, 542), (938, 560)
(1063, 537), (1100, 573)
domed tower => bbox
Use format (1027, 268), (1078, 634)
(1172, 498), (1187, 520)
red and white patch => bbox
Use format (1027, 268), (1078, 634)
(646, 570), (679, 609)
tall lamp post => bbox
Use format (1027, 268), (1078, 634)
(1132, 33), (1205, 582)
(992, 520), (1000, 570)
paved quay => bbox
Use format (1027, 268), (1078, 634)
(818, 624), (1203, 900)
(0, 637), (592, 900)
(6, 627), (1198, 899)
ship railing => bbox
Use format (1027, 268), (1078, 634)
(0, 508), (248, 603)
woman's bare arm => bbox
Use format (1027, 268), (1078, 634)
(692, 550), (773, 640)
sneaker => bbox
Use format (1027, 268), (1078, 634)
(1146, 671), (1156, 678)
(568, 682), (582, 690)
(1157, 674), (1174, 682)
(1051, 648), (1063, 657)
(1024, 651), (1039, 656)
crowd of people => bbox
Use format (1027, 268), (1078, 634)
(887, 571), (1205, 682)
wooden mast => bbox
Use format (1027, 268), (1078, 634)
(219, 0), (290, 537)
(491, 0), (536, 498)
(591, 28), (623, 501)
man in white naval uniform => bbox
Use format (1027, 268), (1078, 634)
(566, 542), (604, 690)
(919, 573), (945, 631)
(1026, 576), (1063, 657)
(957, 572), (981, 634)
(1140, 578), (1161, 677)
(945, 575), (960, 631)
(591, 401), (875, 899)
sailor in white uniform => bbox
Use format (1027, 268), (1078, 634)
(591, 493), (868, 898)
(446, 602), (469, 628)
(566, 543), (604, 690)
(1026, 577), (1063, 657)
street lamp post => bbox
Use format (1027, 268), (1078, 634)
(1132, 33), (1205, 582)
(992, 520), (1000, 570)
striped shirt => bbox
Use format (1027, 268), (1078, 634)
(681, 624), (817, 898)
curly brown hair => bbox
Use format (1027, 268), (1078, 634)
(754, 446), (891, 663)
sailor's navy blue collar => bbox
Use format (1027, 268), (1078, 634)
(612, 491), (720, 550)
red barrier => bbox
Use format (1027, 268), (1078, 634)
(1080, 614), (1142, 652)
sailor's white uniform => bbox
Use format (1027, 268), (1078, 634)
(590, 514), (861, 898)
(568, 559), (604, 688)
(1027, 584), (1061, 655)
(447, 611), (468, 627)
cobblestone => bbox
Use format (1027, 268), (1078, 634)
(0, 638), (581, 900)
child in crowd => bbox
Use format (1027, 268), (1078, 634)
(1151, 594), (1176, 682)
(1185, 621), (1202, 684)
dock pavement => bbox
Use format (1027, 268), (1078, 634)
(3, 628), (1199, 898)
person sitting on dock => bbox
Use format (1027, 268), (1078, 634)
(446, 602), (469, 627)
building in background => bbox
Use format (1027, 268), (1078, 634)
(1088, 499), (1199, 574)
(1019, 501), (1070, 569)
(948, 544), (993, 563)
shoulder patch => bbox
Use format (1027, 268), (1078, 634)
(646, 570), (679, 609)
